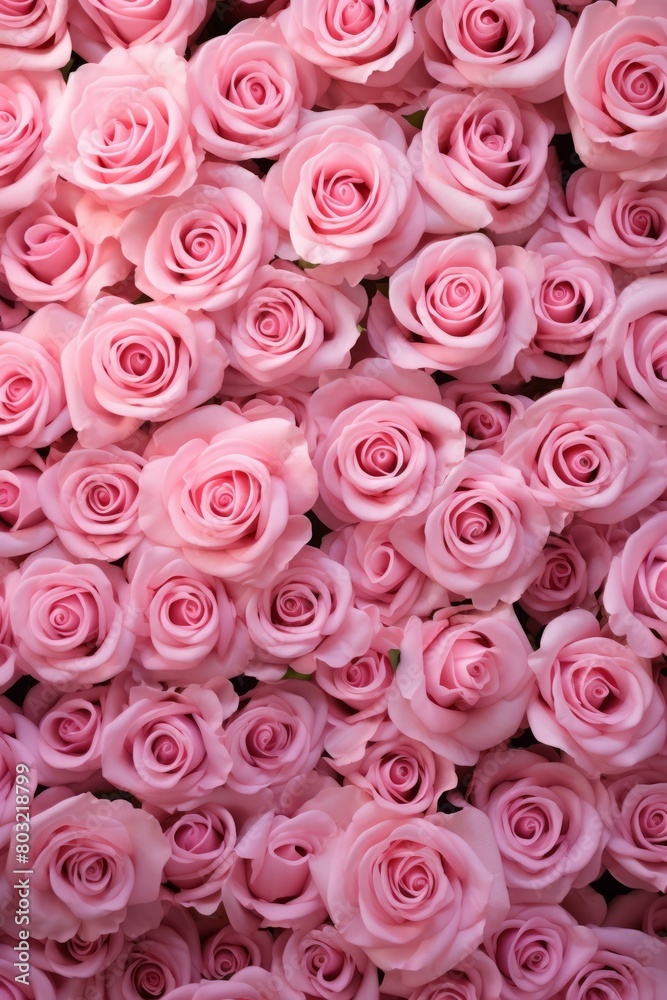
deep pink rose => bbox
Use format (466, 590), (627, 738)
(604, 761), (667, 892)
(0, 0), (70, 71)
(440, 382), (529, 454)
(159, 801), (237, 913)
(0, 450), (56, 557)
(469, 748), (608, 903)
(138, 405), (318, 584)
(201, 925), (273, 980)
(68, 0), (209, 62)
(564, 0), (667, 181)
(272, 923), (381, 1000)
(407, 951), (502, 1000)
(605, 511), (667, 658)
(264, 106), (425, 285)
(388, 605), (535, 765)
(528, 610), (667, 775)
(61, 296), (227, 448)
(0, 70), (62, 217)
(344, 734), (456, 816)
(409, 90), (554, 236)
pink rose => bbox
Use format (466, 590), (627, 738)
(0, 0), (70, 71)
(6, 547), (134, 687)
(306, 359), (465, 528)
(101, 682), (236, 811)
(37, 443), (145, 562)
(126, 542), (251, 684)
(344, 734), (456, 816)
(407, 951), (502, 1000)
(564, 0), (667, 181)
(17, 790), (169, 942)
(388, 605), (535, 765)
(0, 698), (37, 848)
(202, 925), (273, 979)
(502, 387), (667, 530)
(31, 929), (125, 980)
(213, 262), (365, 387)
(159, 802), (236, 913)
(264, 106), (425, 285)
(527, 610), (667, 775)
(416, 0), (571, 103)
(119, 162), (277, 311)
(0, 70), (62, 216)
(309, 801), (508, 993)
(604, 762), (667, 892)
(138, 405), (318, 584)
(564, 927), (664, 1000)
(154, 969), (306, 1000)
(409, 90), (554, 236)
(67, 0), (209, 62)
(440, 382), (529, 454)
(605, 511), (667, 658)
(0, 181), (130, 313)
(392, 451), (550, 610)
(469, 748), (609, 903)
(0, 450), (56, 557)
(271, 923), (381, 1000)
(187, 17), (324, 161)
(370, 235), (537, 380)
(61, 296), (227, 449)
(0, 944), (56, 1000)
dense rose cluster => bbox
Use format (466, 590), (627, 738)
(1, 1), (667, 998)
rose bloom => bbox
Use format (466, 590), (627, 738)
(605, 511), (667, 659)
(310, 801), (508, 993)
(469, 748), (609, 903)
(187, 17), (324, 161)
(369, 235), (537, 381)
(264, 106), (425, 285)
(408, 90), (554, 236)
(0, 943), (56, 1000)
(212, 261), (365, 388)
(159, 801), (236, 914)
(0, 450), (56, 558)
(407, 951), (502, 1000)
(67, 0), (209, 62)
(603, 761), (667, 892)
(138, 405), (317, 584)
(271, 923), (380, 1000)
(502, 387), (667, 531)
(306, 359), (465, 528)
(605, 889), (667, 941)
(0, 0), (70, 71)
(392, 451), (550, 610)
(528, 610), (667, 776)
(201, 925), (273, 980)
(30, 927), (125, 980)
(388, 605), (535, 766)
(119, 162), (277, 312)
(151, 969), (305, 1000)
(565, 0), (667, 181)
(416, 0), (571, 103)
(14, 789), (169, 943)
(61, 296), (227, 449)
(564, 927), (664, 1000)
(101, 682), (236, 811)
(440, 382), (529, 455)
(0, 70), (62, 217)
(0, 698), (37, 849)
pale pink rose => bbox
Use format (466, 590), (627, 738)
(0, 265), (28, 328)
(0, 70), (62, 217)
(564, 0), (667, 181)
(407, 951), (503, 1000)
(241, 546), (375, 676)
(272, 923), (380, 1000)
(502, 387), (667, 530)
(564, 927), (665, 1000)
(485, 904), (598, 1000)
(392, 451), (550, 610)
(223, 808), (336, 932)
(388, 605), (535, 765)
(126, 542), (251, 684)
(202, 925), (273, 979)
(187, 17), (324, 161)
(68, 0), (209, 61)
(310, 801), (508, 993)
(119, 162), (277, 312)
(101, 682), (236, 811)
(440, 382), (529, 454)
(212, 262), (365, 388)
(264, 106), (425, 285)
(0, 0), (70, 71)
(370, 235), (537, 380)
(152, 969), (306, 1000)
(31, 929), (125, 980)
(0, 304), (81, 448)
(0, 944), (56, 1000)
(604, 761), (667, 892)
(306, 359), (465, 528)
(0, 450), (56, 557)
(223, 681), (327, 795)
(0, 576), (16, 693)
(0, 181), (130, 313)
(409, 90), (554, 236)
(44, 43), (201, 230)
(416, 0), (571, 103)
(344, 734), (456, 816)
(605, 890), (667, 941)
(17, 789), (169, 942)
(605, 511), (667, 658)
(0, 698), (37, 849)
(138, 405), (317, 584)
(527, 610), (667, 775)
(6, 547), (134, 687)
(158, 802), (236, 913)
(279, 0), (416, 85)
(37, 443), (145, 562)
(469, 748), (608, 903)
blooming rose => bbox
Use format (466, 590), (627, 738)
(407, 951), (502, 1000)
(61, 296), (227, 449)
(604, 762), (667, 892)
(440, 383), (529, 454)
(370, 235), (537, 380)
(564, 0), (667, 181)
(0, 943), (56, 1000)
(271, 923), (380, 1000)
(605, 511), (667, 659)
(0, 70), (62, 217)
(0, 450), (56, 557)
(527, 610), (667, 775)
(306, 359), (465, 527)
(564, 927), (664, 1000)
(344, 734), (456, 816)
(409, 90), (554, 236)
(138, 405), (318, 584)
(67, 0), (209, 62)
(159, 802), (236, 914)
(309, 801), (508, 993)
(202, 925), (273, 979)
(0, 0), (70, 71)
(469, 748), (608, 902)
(153, 969), (305, 1000)
(264, 106), (425, 285)
(0, 698), (37, 848)
(30, 928), (125, 980)
(388, 605), (535, 765)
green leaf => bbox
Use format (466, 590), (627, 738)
(297, 259), (319, 270)
(388, 649), (401, 670)
(403, 109), (427, 130)
(284, 667), (312, 681)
